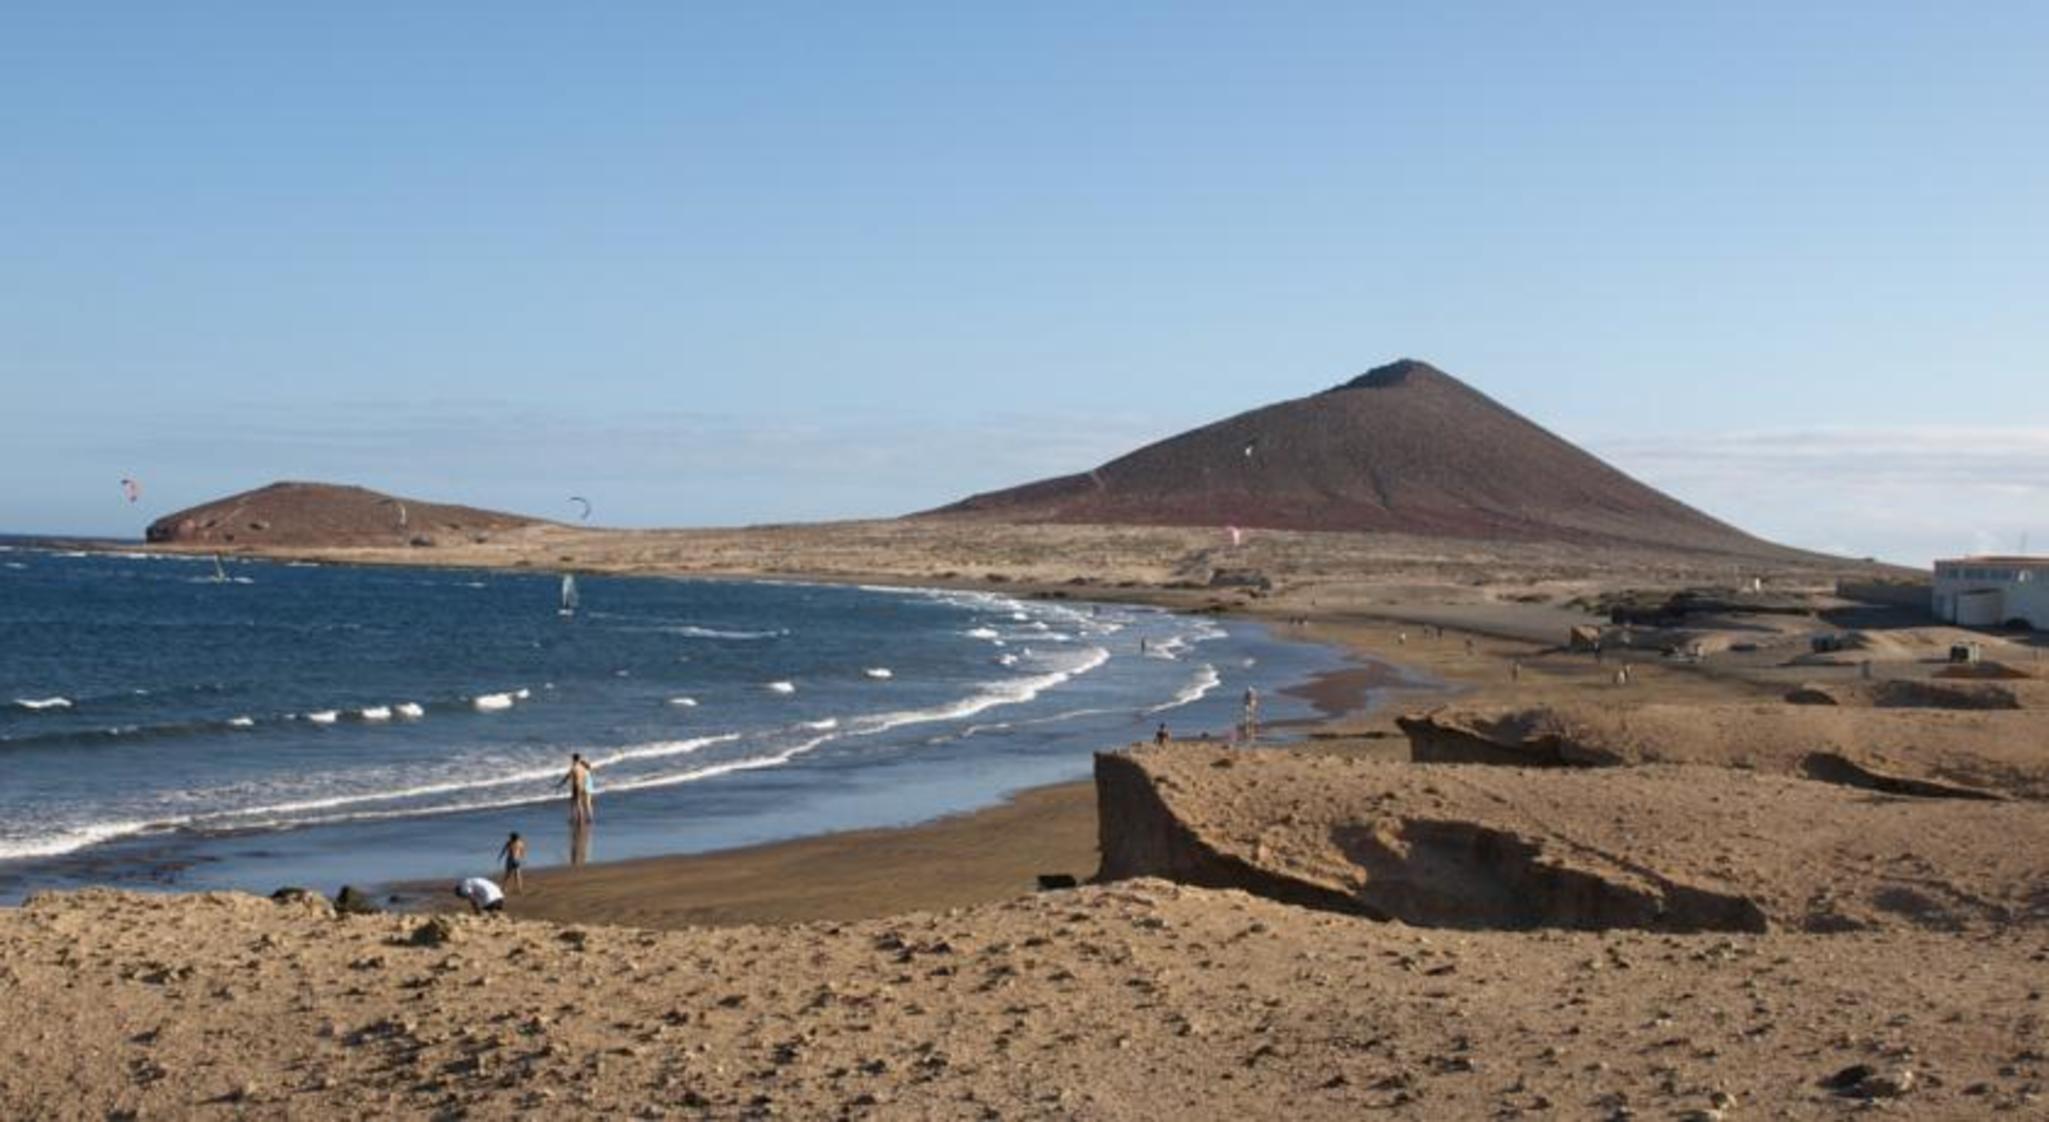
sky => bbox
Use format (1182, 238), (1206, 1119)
(3, 3), (2044, 565)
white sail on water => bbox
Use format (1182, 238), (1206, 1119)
(559, 574), (579, 616)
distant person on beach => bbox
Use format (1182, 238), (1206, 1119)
(498, 831), (527, 893)
(454, 876), (505, 914)
(557, 753), (595, 823)
(1154, 722), (1171, 747)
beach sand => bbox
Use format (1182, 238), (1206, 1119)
(418, 782), (1101, 930)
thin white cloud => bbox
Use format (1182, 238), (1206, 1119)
(1593, 426), (2049, 567)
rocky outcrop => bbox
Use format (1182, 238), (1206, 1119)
(1396, 702), (2049, 800)
(1094, 752), (1366, 915)
(1783, 679), (2049, 710)
(1094, 746), (2047, 933)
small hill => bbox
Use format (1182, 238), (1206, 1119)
(928, 359), (1790, 558)
(145, 482), (539, 548)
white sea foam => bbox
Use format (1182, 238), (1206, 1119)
(965, 627), (1001, 640)
(0, 819), (153, 861)
(666, 625), (787, 640)
(359, 706), (393, 722)
(306, 710), (339, 724)
(996, 654), (1019, 667)
(765, 681), (796, 695)
(394, 702), (425, 719)
(13, 697), (72, 711)
(958, 704), (1126, 741)
(1147, 636), (1188, 660)
(227, 716), (256, 728)
(1150, 664), (1223, 713)
(192, 733), (745, 831)
(514, 688), (532, 700)
(667, 697), (699, 708)
(802, 718), (840, 731)
(599, 732), (838, 797)
(863, 667), (893, 680)
(590, 732), (741, 769)
(472, 694), (515, 712)
(849, 647), (1112, 737)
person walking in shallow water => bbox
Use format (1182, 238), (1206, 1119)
(557, 753), (595, 824)
(497, 831), (527, 893)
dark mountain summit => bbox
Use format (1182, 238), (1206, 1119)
(929, 359), (1785, 557)
(145, 482), (537, 548)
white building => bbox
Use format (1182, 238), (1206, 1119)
(1931, 557), (2049, 629)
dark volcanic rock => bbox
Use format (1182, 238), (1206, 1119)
(926, 359), (1794, 558)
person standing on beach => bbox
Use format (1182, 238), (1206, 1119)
(498, 831), (527, 893)
(1154, 722), (1171, 747)
(1240, 687), (1260, 744)
(557, 753), (595, 824)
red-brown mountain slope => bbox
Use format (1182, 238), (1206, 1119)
(929, 359), (1788, 558)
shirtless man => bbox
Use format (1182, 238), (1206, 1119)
(557, 753), (595, 824)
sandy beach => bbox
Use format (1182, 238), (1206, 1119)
(401, 781), (1102, 930)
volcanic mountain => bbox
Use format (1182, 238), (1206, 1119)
(145, 482), (539, 548)
(930, 359), (1786, 557)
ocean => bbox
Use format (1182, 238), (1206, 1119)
(0, 547), (1356, 901)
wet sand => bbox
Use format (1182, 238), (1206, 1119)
(424, 782), (1101, 929)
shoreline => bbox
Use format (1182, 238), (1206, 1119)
(385, 625), (1415, 930)
(18, 535), (1772, 929)
(4, 554), (1386, 916)
(397, 780), (1103, 928)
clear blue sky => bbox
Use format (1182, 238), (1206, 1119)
(4, 3), (2044, 564)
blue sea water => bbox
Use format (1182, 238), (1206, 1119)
(0, 547), (1356, 900)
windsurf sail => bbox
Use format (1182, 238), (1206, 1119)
(559, 574), (579, 615)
